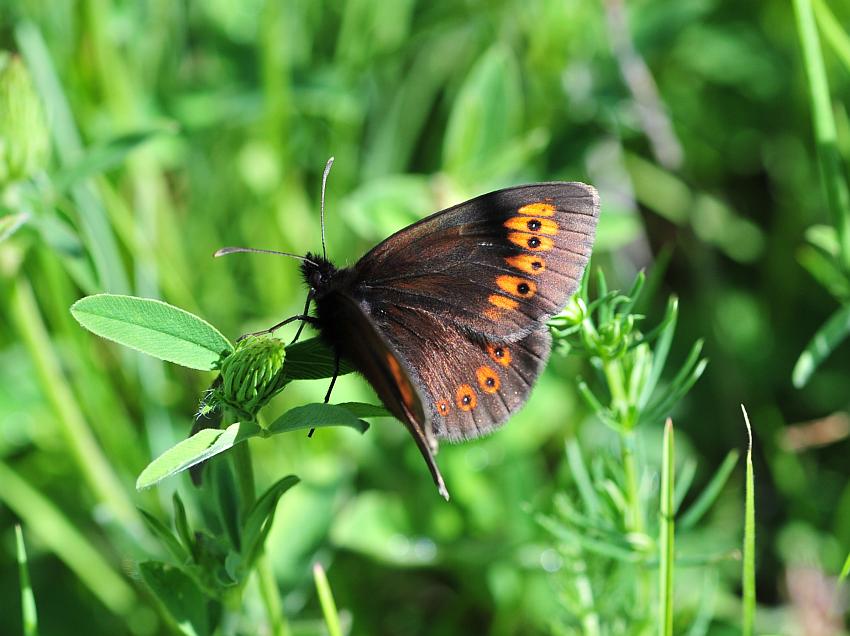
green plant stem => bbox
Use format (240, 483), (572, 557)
(621, 432), (644, 534)
(658, 420), (675, 636)
(793, 0), (850, 270)
(0, 461), (135, 614)
(8, 277), (140, 527)
(230, 438), (290, 636)
(258, 555), (289, 636)
(313, 563), (343, 636)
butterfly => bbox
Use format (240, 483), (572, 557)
(218, 160), (599, 500)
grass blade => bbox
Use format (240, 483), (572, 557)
(15, 525), (38, 636)
(741, 405), (756, 636)
(313, 563), (343, 636)
(658, 419), (674, 636)
(793, 0), (850, 269)
(839, 551), (850, 583)
(792, 302), (850, 387)
(679, 450), (740, 529)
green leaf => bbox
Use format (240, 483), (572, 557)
(792, 302), (850, 387)
(136, 422), (262, 489)
(172, 493), (194, 557)
(284, 337), (354, 380)
(242, 475), (300, 566)
(741, 406), (756, 636)
(0, 212), (29, 243)
(840, 552), (850, 583)
(138, 561), (211, 636)
(71, 294), (232, 370)
(679, 450), (740, 529)
(658, 420), (675, 636)
(139, 509), (190, 565)
(337, 402), (391, 418)
(50, 128), (174, 192)
(15, 525), (38, 636)
(443, 44), (523, 183)
(313, 563), (343, 636)
(267, 403), (370, 435)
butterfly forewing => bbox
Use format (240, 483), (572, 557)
(353, 182), (598, 341)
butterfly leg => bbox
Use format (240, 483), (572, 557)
(236, 314), (318, 342)
(289, 293), (314, 345)
(308, 349), (340, 438)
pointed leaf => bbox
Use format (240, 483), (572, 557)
(242, 475), (300, 565)
(138, 561), (211, 636)
(71, 294), (232, 370)
(284, 337), (354, 379)
(136, 422), (262, 489)
(793, 302), (850, 387)
(267, 403), (370, 435)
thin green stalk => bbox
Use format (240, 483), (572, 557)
(0, 461), (136, 615)
(658, 420), (675, 636)
(313, 563), (343, 636)
(257, 555), (289, 636)
(15, 525), (38, 636)
(621, 432), (644, 534)
(740, 406), (756, 636)
(231, 437), (290, 636)
(8, 277), (140, 527)
(793, 0), (850, 270)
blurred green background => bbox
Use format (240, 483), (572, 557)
(1, 0), (850, 634)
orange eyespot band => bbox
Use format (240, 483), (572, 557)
(476, 366), (500, 393)
(517, 202), (556, 216)
(496, 275), (536, 298)
(456, 384), (477, 411)
(487, 344), (511, 367)
(507, 232), (554, 251)
(505, 254), (545, 274)
(503, 217), (558, 235)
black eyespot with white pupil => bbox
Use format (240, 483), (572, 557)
(486, 377), (495, 387)
(527, 219), (541, 231)
(495, 348), (504, 357)
(462, 394), (471, 405)
(517, 283), (530, 295)
(531, 261), (542, 270)
(528, 237), (540, 248)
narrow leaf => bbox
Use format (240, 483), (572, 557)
(284, 337), (354, 380)
(566, 440), (600, 516)
(267, 403), (370, 435)
(313, 563), (343, 636)
(15, 525), (38, 636)
(741, 405), (756, 636)
(337, 402), (391, 418)
(136, 422), (262, 489)
(658, 419), (675, 636)
(51, 127), (174, 192)
(172, 493), (194, 557)
(242, 475), (300, 565)
(139, 509), (190, 565)
(839, 552), (850, 583)
(71, 294), (232, 370)
(679, 450), (740, 529)
(792, 302), (850, 387)
(138, 562), (210, 636)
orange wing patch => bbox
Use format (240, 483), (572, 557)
(437, 400), (451, 417)
(518, 202), (556, 217)
(488, 293), (519, 311)
(455, 384), (477, 411)
(385, 353), (416, 410)
(503, 216), (558, 235)
(476, 366), (500, 394)
(507, 232), (554, 252)
(487, 344), (512, 367)
(496, 275), (537, 299)
(505, 254), (545, 274)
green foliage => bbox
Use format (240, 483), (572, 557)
(2, 0), (849, 633)
(15, 525), (38, 636)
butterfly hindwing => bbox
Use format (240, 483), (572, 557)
(352, 182), (599, 341)
(328, 294), (449, 499)
(375, 302), (553, 440)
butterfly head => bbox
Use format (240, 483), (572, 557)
(301, 252), (339, 295)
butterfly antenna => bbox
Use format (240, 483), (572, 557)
(320, 156), (334, 260)
(214, 246), (318, 266)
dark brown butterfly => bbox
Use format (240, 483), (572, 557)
(218, 160), (599, 499)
